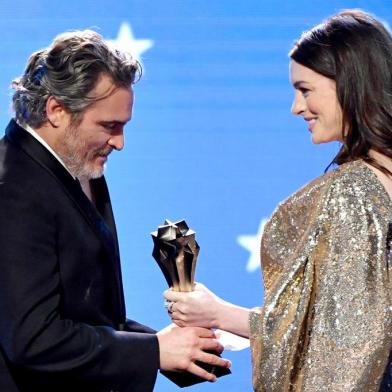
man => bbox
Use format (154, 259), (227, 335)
(0, 30), (230, 391)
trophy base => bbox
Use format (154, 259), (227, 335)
(162, 361), (231, 387)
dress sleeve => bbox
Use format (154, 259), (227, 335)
(299, 178), (392, 391)
(249, 307), (263, 389)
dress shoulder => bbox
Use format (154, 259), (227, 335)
(252, 159), (392, 392)
(264, 160), (389, 256)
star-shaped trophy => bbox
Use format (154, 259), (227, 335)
(151, 219), (231, 386)
(151, 219), (199, 292)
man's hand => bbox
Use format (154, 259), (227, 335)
(157, 324), (231, 382)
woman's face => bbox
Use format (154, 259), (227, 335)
(290, 60), (344, 144)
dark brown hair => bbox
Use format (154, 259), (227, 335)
(290, 10), (392, 175)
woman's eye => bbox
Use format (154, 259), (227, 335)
(300, 88), (310, 97)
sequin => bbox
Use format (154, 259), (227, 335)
(250, 160), (392, 391)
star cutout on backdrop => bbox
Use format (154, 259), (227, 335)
(106, 22), (154, 65)
(237, 218), (268, 273)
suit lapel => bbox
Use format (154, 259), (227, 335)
(91, 177), (126, 318)
(5, 120), (119, 262)
(91, 177), (120, 255)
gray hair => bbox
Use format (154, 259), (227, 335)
(12, 29), (141, 128)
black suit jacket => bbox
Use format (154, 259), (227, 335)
(0, 120), (160, 391)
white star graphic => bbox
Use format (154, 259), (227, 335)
(237, 218), (268, 273)
(107, 22), (154, 65)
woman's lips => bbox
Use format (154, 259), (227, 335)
(306, 118), (317, 131)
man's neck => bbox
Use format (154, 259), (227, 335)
(21, 121), (95, 203)
(22, 122), (75, 179)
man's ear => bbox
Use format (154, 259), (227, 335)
(46, 96), (67, 127)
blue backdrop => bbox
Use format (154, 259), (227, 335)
(1, 1), (391, 390)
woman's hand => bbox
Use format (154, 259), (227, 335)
(164, 283), (226, 329)
(164, 283), (251, 338)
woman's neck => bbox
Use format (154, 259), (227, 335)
(368, 149), (392, 173)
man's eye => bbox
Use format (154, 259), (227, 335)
(104, 123), (117, 131)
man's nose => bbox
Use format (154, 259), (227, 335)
(108, 133), (124, 151)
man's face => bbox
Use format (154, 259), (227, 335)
(54, 74), (134, 179)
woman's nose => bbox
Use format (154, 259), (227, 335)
(291, 92), (306, 115)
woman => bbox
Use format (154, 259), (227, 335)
(165, 10), (392, 391)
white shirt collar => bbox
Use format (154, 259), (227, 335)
(22, 123), (75, 179)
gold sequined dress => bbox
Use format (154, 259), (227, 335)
(250, 160), (392, 391)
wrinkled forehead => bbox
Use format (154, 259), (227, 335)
(82, 83), (134, 124)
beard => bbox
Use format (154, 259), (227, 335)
(55, 123), (112, 180)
